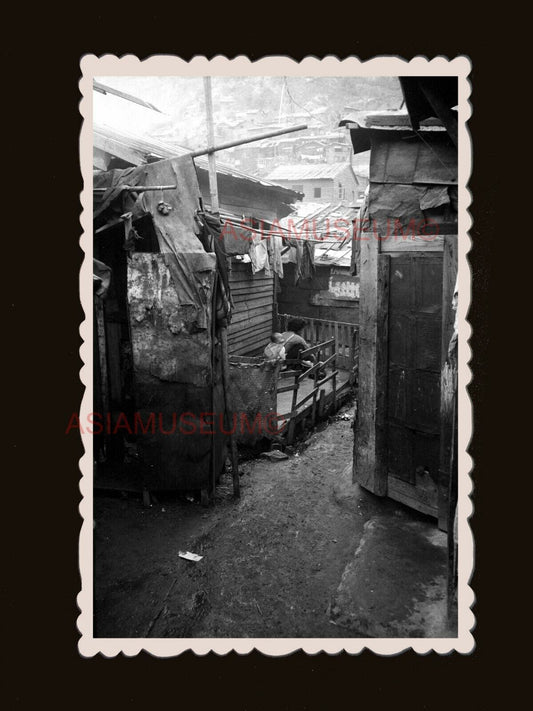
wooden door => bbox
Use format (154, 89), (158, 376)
(386, 252), (443, 517)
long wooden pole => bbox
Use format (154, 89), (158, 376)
(203, 77), (240, 499)
(190, 122), (307, 158)
(203, 77), (220, 214)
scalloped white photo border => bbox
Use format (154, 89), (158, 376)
(78, 54), (474, 657)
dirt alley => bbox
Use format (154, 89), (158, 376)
(93, 401), (451, 638)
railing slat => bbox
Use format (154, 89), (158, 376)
(278, 313), (359, 373)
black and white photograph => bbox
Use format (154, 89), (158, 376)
(77, 56), (473, 656)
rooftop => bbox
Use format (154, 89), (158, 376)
(339, 111), (446, 132)
(93, 122), (301, 193)
(265, 163), (352, 182)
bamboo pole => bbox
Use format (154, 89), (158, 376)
(93, 185), (177, 193)
(203, 77), (220, 215)
(189, 123), (308, 158)
(203, 77), (240, 498)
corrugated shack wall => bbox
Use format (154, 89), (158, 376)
(228, 260), (274, 356)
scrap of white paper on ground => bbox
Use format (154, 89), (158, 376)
(178, 551), (203, 562)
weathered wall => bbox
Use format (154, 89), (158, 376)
(277, 263), (359, 324)
(353, 128), (457, 522)
(128, 253), (226, 491)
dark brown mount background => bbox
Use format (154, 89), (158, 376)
(7, 27), (494, 708)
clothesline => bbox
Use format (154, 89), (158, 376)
(222, 217), (351, 243)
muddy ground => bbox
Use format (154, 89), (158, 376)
(94, 401), (453, 638)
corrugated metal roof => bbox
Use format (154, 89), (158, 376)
(339, 112), (446, 131)
(93, 123), (302, 194)
(280, 201), (358, 230)
(314, 245), (352, 267)
(279, 201), (357, 267)
(265, 163), (352, 182)
(93, 81), (162, 112)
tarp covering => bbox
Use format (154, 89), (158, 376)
(369, 133), (457, 185)
(95, 156), (217, 328)
(368, 183), (457, 237)
(96, 157), (227, 491)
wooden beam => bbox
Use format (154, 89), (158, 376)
(438, 235), (458, 530)
(380, 235), (445, 252)
(375, 254), (391, 491)
(203, 77), (220, 215)
(353, 227), (390, 495)
(189, 123), (308, 158)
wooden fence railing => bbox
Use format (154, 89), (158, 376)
(278, 314), (359, 371)
(277, 336), (338, 444)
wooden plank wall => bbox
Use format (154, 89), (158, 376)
(228, 260), (274, 356)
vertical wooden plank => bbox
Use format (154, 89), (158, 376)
(341, 324), (347, 369)
(203, 77), (220, 214)
(105, 322), (123, 405)
(273, 273), (279, 331)
(375, 253), (391, 491)
(311, 389), (318, 426)
(438, 235), (458, 530)
(219, 326), (240, 499)
(95, 297), (109, 418)
(288, 417), (296, 445)
(447, 390), (458, 621)
(353, 220), (390, 496)
(318, 389), (326, 418)
(95, 296), (109, 459)
(291, 372), (299, 414)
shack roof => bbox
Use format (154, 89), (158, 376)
(339, 112), (448, 154)
(94, 123), (302, 222)
(265, 163), (354, 182)
(279, 201), (358, 268)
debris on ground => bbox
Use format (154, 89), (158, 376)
(178, 551), (203, 562)
(260, 450), (289, 461)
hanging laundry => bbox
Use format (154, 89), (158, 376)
(293, 240), (304, 284)
(250, 235), (271, 275)
(301, 240), (316, 280)
(269, 234), (284, 279)
(282, 245), (297, 264)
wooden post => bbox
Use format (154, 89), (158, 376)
(332, 335), (337, 414)
(291, 372), (299, 415)
(220, 327), (240, 498)
(334, 321), (340, 368)
(95, 295), (109, 459)
(438, 235), (458, 530)
(311, 389), (318, 426)
(203, 76), (239, 498)
(353, 218), (390, 496)
(203, 77), (220, 214)
(375, 254), (391, 488)
(318, 389), (326, 419)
